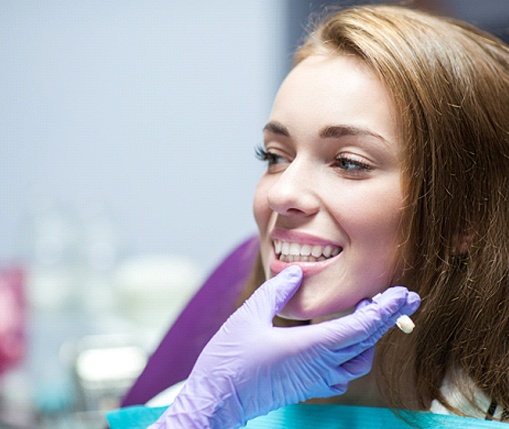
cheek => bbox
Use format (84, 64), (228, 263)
(338, 184), (403, 238)
(253, 178), (271, 233)
(332, 184), (404, 272)
(351, 197), (404, 280)
(253, 178), (274, 278)
(351, 207), (402, 245)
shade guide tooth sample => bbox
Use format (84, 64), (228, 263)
(396, 315), (415, 334)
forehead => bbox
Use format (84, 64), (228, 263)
(270, 54), (401, 146)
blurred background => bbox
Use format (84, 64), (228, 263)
(1, 0), (508, 427)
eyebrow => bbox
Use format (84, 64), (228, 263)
(263, 121), (290, 137)
(319, 125), (387, 143)
(263, 121), (389, 145)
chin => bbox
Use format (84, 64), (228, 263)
(276, 289), (340, 321)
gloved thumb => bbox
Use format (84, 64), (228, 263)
(245, 265), (303, 321)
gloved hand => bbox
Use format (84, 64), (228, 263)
(148, 265), (420, 429)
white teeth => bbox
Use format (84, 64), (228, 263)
(301, 244), (312, 256)
(289, 243), (300, 255)
(323, 245), (333, 258)
(311, 245), (322, 258)
(274, 240), (341, 262)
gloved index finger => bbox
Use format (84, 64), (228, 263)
(244, 265), (303, 320)
(310, 287), (420, 349)
(372, 287), (420, 317)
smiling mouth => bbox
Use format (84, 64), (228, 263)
(274, 240), (342, 263)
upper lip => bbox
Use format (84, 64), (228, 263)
(270, 228), (342, 248)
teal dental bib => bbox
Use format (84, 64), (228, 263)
(106, 403), (509, 428)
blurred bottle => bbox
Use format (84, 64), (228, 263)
(78, 201), (120, 317)
(22, 196), (83, 421)
(27, 197), (81, 311)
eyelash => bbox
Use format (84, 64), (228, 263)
(255, 145), (286, 165)
(255, 145), (373, 174)
(334, 154), (373, 173)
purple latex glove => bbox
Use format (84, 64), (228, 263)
(148, 265), (420, 429)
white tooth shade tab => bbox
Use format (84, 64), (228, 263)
(396, 315), (415, 334)
(273, 240), (341, 259)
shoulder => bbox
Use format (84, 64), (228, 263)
(430, 369), (505, 420)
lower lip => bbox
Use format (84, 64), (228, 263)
(269, 251), (340, 277)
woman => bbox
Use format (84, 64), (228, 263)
(148, 4), (509, 427)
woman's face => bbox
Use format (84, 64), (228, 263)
(253, 54), (404, 320)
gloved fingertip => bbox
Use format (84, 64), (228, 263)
(406, 292), (421, 313)
(371, 286), (421, 318)
(282, 264), (303, 278)
(371, 286), (408, 306)
(384, 285), (409, 297)
(262, 266), (303, 316)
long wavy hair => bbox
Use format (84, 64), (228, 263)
(240, 4), (509, 417)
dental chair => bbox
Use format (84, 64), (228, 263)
(120, 235), (259, 407)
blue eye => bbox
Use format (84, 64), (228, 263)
(335, 155), (372, 173)
(255, 146), (287, 166)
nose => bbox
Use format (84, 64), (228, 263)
(267, 159), (320, 217)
